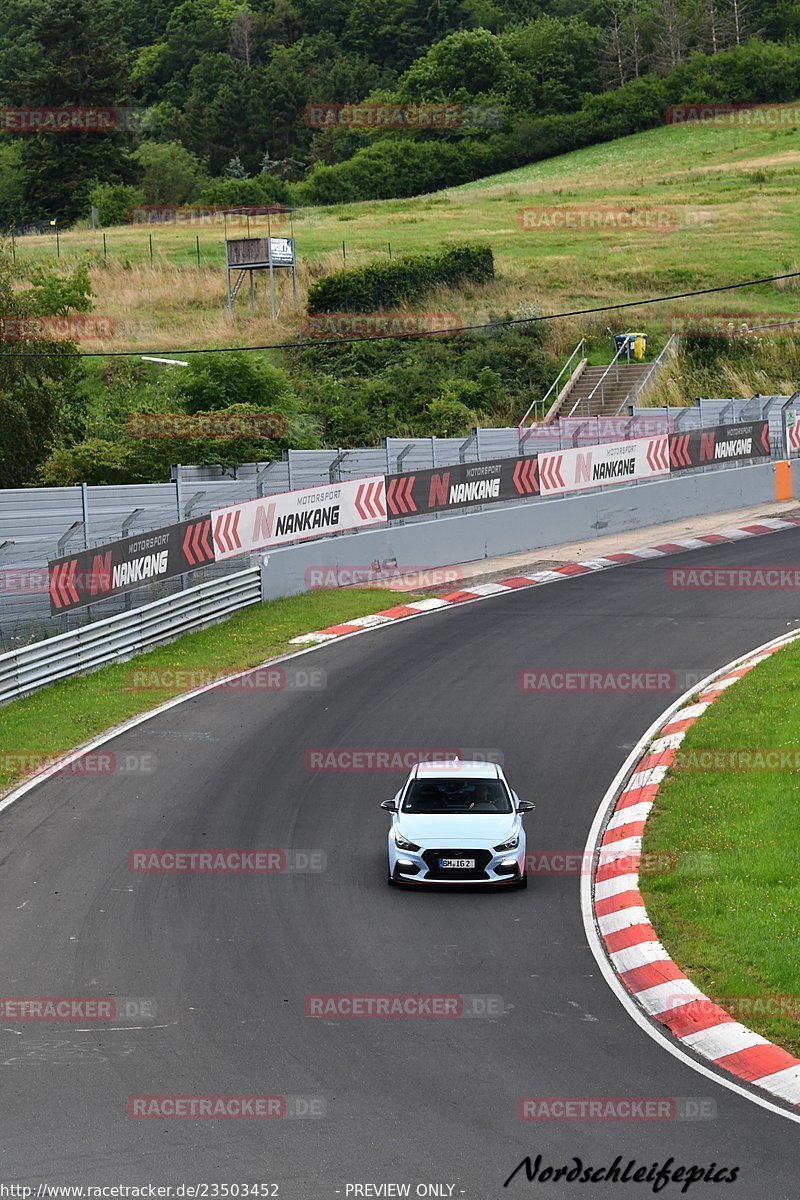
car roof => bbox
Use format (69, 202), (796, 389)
(413, 760), (501, 779)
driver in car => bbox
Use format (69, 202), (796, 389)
(471, 782), (495, 810)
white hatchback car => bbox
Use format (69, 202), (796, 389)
(382, 760), (533, 887)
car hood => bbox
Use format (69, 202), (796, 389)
(396, 813), (518, 845)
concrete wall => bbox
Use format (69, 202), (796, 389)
(260, 460), (798, 601)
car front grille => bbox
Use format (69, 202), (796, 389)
(422, 849), (493, 881)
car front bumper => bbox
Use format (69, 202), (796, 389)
(389, 840), (526, 884)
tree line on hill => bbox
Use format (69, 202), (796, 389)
(1, 0), (799, 225)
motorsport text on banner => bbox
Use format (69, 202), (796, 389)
(538, 435), (669, 496)
(211, 477), (387, 561)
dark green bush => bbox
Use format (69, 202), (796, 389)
(196, 175), (291, 208)
(89, 181), (145, 227)
(307, 242), (494, 314)
(299, 138), (474, 205)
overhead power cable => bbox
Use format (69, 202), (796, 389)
(1, 271), (798, 358)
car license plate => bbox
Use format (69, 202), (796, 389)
(439, 858), (475, 870)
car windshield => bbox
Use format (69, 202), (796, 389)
(401, 778), (513, 814)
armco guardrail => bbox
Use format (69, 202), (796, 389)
(0, 566), (260, 705)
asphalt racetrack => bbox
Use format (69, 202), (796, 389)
(2, 530), (800, 1197)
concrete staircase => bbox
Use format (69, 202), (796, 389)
(559, 362), (652, 418)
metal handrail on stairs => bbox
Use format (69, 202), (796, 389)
(518, 339), (585, 431)
(568, 339), (633, 418)
(615, 334), (679, 415)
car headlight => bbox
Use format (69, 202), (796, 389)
(394, 831), (420, 852)
(494, 834), (520, 852)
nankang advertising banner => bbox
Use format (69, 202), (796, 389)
(385, 455), (539, 517)
(538, 436), (669, 496)
(669, 421), (771, 470)
(211, 477), (386, 562)
(48, 515), (215, 613)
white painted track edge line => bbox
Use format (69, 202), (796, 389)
(580, 627), (800, 1126)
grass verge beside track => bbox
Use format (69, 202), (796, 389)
(641, 639), (800, 1056)
(0, 587), (421, 799)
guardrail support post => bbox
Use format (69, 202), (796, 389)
(459, 432), (477, 464)
(182, 492), (207, 520)
(81, 483), (90, 549)
(256, 461), (280, 499)
(329, 450), (347, 484)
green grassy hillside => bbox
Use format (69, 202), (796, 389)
(8, 113), (800, 356)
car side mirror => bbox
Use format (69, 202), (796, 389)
(380, 799), (397, 811)
(517, 800), (535, 813)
